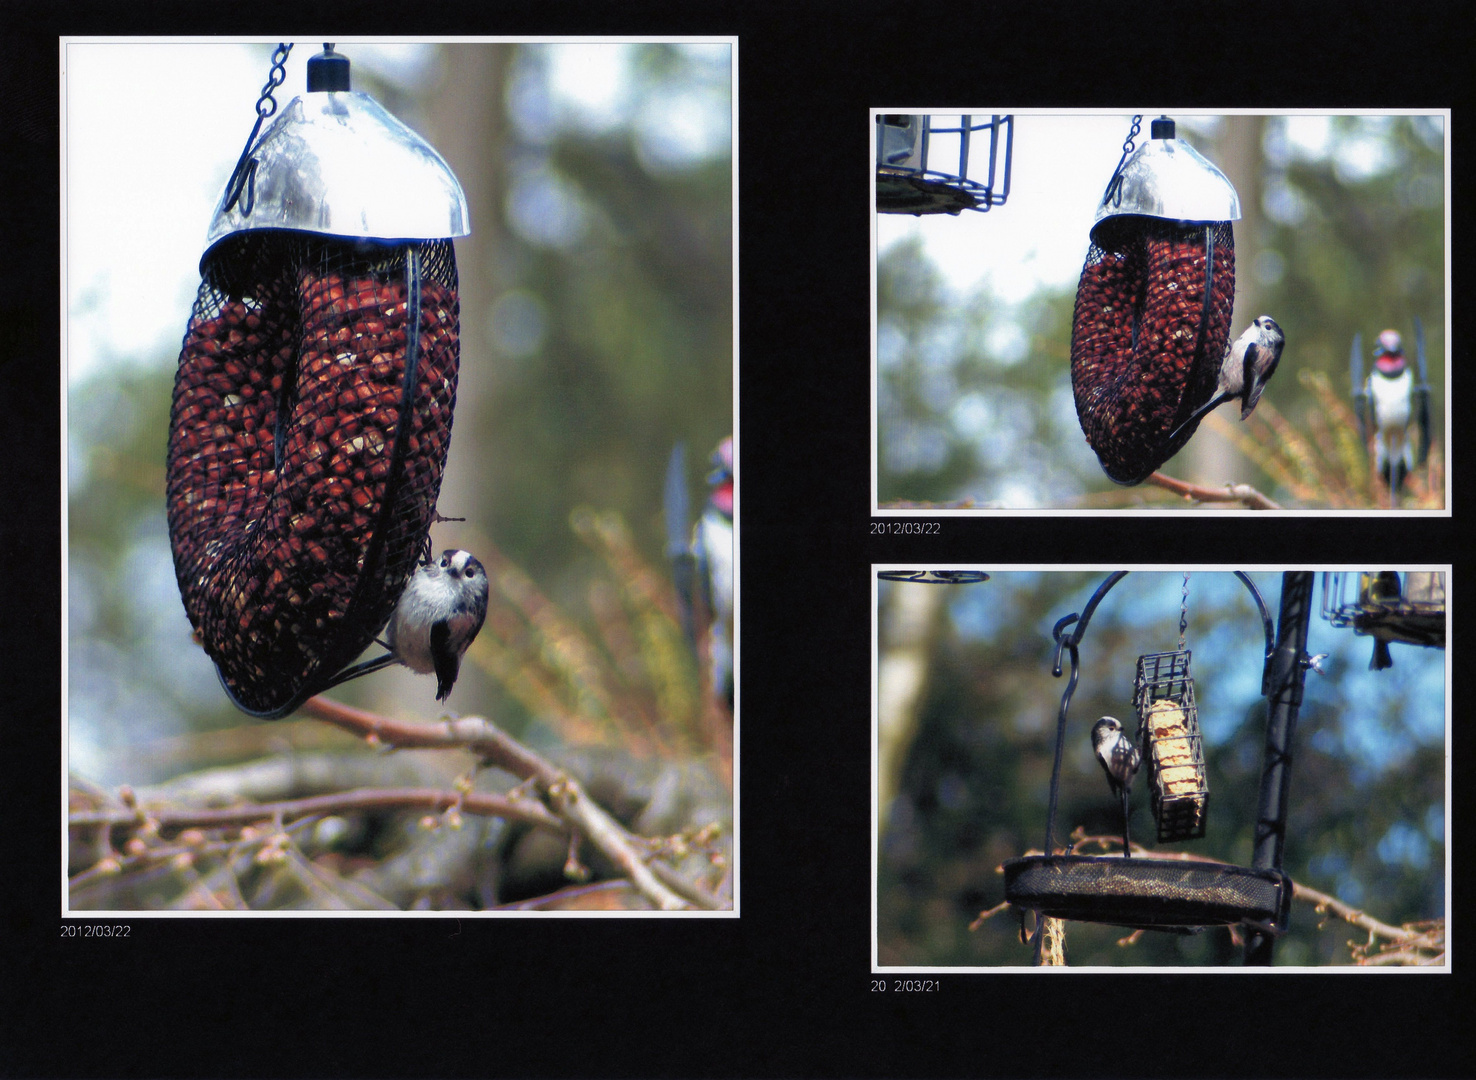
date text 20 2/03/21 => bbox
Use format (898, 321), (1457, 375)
(871, 979), (942, 992)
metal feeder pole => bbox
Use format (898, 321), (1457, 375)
(1244, 571), (1314, 965)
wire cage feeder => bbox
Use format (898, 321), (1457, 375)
(875, 114), (1012, 215)
(1133, 650), (1208, 842)
(1069, 116), (1241, 485)
(1320, 572), (1447, 651)
(876, 570), (991, 584)
(166, 45), (470, 718)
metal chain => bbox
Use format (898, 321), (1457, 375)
(1179, 570), (1190, 651)
(256, 43), (293, 119)
(1102, 114), (1143, 209)
(1121, 115), (1143, 158)
(222, 43), (295, 217)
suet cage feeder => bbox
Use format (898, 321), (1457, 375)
(1003, 571), (1301, 942)
(1069, 115), (1242, 485)
(1320, 572), (1446, 651)
(875, 114), (1012, 215)
(166, 44), (471, 718)
(1134, 651), (1208, 842)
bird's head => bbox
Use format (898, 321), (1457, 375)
(707, 436), (734, 517)
(1091, 716), (1123, 748)
(1373, 329), (1407, 374)
(1374, 328), (1404, 358)
(439, 549), (484, 583)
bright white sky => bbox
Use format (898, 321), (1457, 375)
(62, 39), (729, 387)
(874, 111), (1403, 307)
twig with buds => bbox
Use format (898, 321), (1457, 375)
(69, 786), (566, 835)
(296, 695), (697, 910)
(1145, 471), (1283, 510)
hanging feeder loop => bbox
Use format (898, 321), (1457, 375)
(221, 43), (294, 218)
(1043, 571), (1128, 859)
(1100, 114), (1143, 210)
(1050, 613), (1078, 677)
(1042, 571), (1269, 860)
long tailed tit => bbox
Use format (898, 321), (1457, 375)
(1091, 716), (1141, 855)
(386, 549), (489, 701)
(1171, 316), (1286, 440)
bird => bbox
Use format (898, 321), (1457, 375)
(1365, 329), (1417, 496)
(1091, 716), (1141, 857)
(1362, 570), (1403, 671)
(692, 437), (735, 708)
(1170, 316), (1286, 440)
(385, 549), (489, 701)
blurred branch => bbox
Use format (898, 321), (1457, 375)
(1145, 471), (1282, 510)
(296, 695), (695, 910)
(1296, 880), (1445, 965)
(70, 786), (564, 834)
(967, 901), (1011, 932)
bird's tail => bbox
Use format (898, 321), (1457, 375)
(1120, 788), (1132, 858)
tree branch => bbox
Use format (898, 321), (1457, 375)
(1145, 471), (1283, 510)
(70, 787), (565, 834)
(295, 695), (695, 911)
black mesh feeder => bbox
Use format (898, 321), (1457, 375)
(166, 45), (471, 718)
(1002, 571), (1323, 963)
(1070, 116), (1240, 485)
(875, 114), (1012, 215)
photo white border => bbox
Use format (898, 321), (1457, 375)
(869, 108), (1454, 518)
(60, 35), (740, 919)
(871, 563), (1452, 971)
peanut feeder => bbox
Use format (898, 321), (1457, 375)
(166, 45), (470, 717)
(1070, 116), (1241, 485)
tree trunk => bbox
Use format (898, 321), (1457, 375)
(1187, 115), (1266, 486)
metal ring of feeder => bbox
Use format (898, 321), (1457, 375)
(876, 570), (991, 584)
(1003, 854), (1292, 933)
